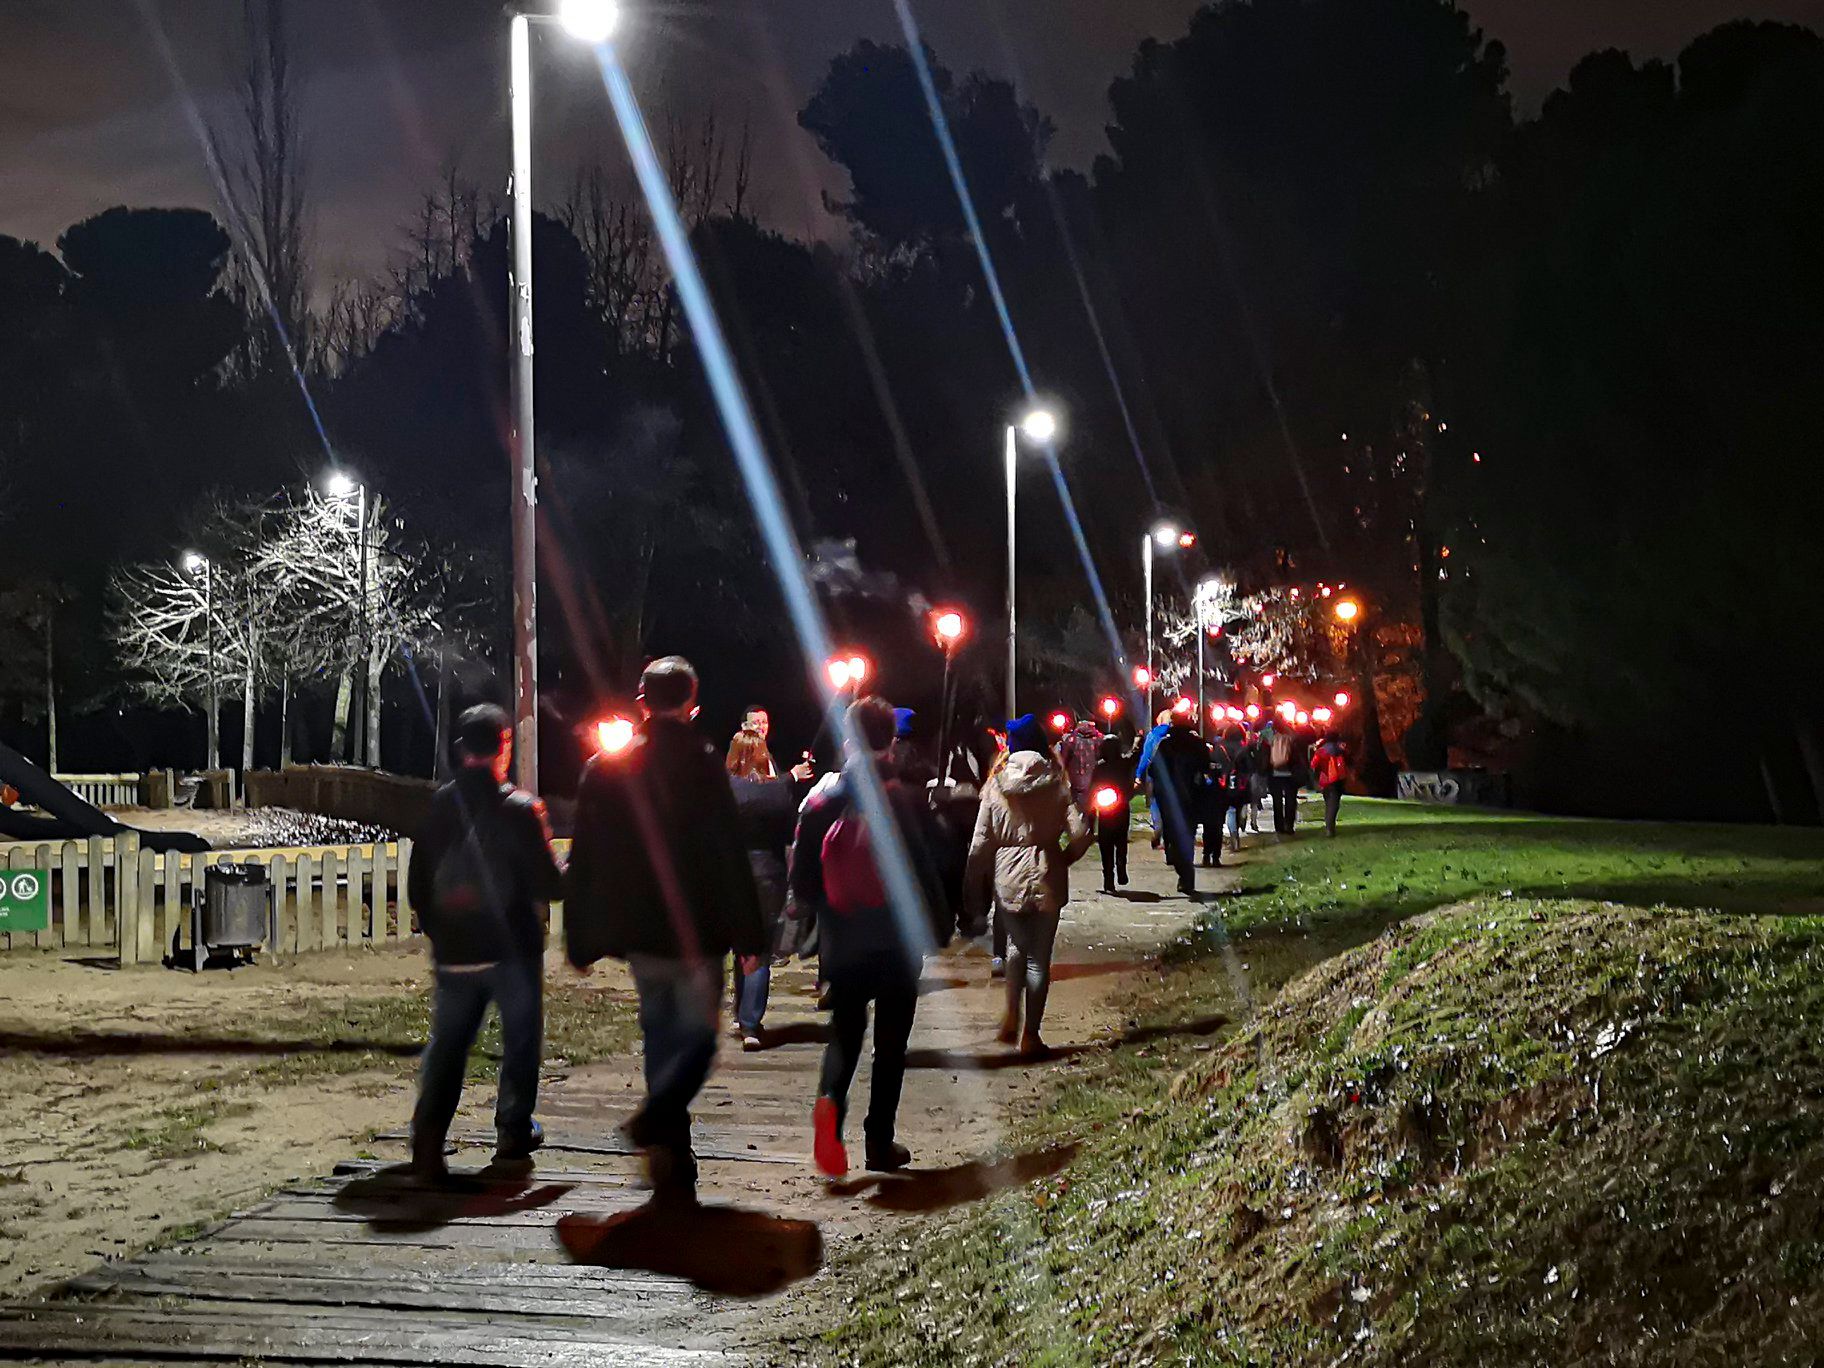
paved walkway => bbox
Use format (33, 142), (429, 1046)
(0, 835), (1242, 1366)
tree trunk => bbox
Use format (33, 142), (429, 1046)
(241, 659), (256, 776)
(332, 667), (352, 760)
(1759, 748), (1789, 826)
(43, 609), (57, 774)
(1795, 716), (1824, 826)
(279, 676), (293, 768)
(365, 644), (383, 769)
(432, 650), (452, 781)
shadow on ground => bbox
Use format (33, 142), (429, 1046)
(331, 1164), (574, 1233)
(827, 1142), (1079, 1214)
(0, 1029), (421, 1059)
(557, 1202), (823, 1296)
(904, 1013), (1227, 1071)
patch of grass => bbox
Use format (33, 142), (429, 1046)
(122, 1099), (256, 1160)
(794, 809), (1824, 1367)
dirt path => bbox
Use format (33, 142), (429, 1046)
(0, 835), (1243, 1364)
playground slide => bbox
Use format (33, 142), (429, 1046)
(0, 741), (209, 854)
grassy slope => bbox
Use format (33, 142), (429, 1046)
(796, 803), (1824, 1366)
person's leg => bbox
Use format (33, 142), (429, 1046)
(816, 976), (870, 1128)
(491, 956), (545, 1153)
(1000, 913), (1027, 1042)
(1148, 795), (1161, 849)
(1324, 784), (1343, 836)
(412, 971), (490, 1170)
(1115, 821), (1129, 883)
(991, 904), (1007, 973)
(1007, 911), (1060, 1047)
(630, 959), (721, 1156)
(863, 975), (919, 1166)
(1269, 777), (1288, 833)
(736, 958), (770, 1037)
(1098, 832), (1117, 891)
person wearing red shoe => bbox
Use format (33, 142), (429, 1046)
(790, 695), (951, 1177)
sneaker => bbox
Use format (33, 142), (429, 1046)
(813, 1096), (849, 1178)
(864, 1139), (912, 1173)
(1118, 869), (1129, 886)
(495, 1118), (545, 1163)
(741, 1032), (764, 1052)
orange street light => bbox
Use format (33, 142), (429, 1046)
(1313, 706), (1334, 724)
(1100, 696), (1122, 722)
(1049, 711), (1071, 733)
(1244, 704), (1262, 721)
(1172, 696), (1195, 718)
(931, 608), (967, 648)
(1334, 691), (1352, 709)
(1334, 598), (1361, 624)
(1296, 710), (1310, 727)
(1132, 664), (1153, 689)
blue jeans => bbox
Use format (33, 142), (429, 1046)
(629, 955), (723, 1154)
(412, 957), (543, 1156)
(732, 956), (770, 1034)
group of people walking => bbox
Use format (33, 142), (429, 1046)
(402, 665), (1347, 1204)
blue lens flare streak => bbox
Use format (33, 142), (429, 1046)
(593, 40), (935, 964)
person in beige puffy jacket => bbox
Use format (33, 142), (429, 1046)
(965, 716), (1093, 1058)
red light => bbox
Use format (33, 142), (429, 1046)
(1099, 696), (1121, 720)
(1278, 701), (1298, 720)
(1132, 665), (1152, 689)
(1262, 673), (1277, 688)
(848, 655), (869, 684)
(1313, 707), (1332, 724)
(1334, 691), (1351, 709)
(1178, 532), (1197, 549)
(1296, 710), (1310, 727)
(1050, 712), (1071, 732)
(1226, 707), (1245, 722)
(931, 609), (967, 645)
(1094, 786), (1121, 812)
(1172, 697), (1194, 717)
(826, 659), (851, 689)
(1245, 704), (1261, 720)
(595, 717), (636, 755)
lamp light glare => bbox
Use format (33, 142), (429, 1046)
(559, 0), (619, 42)
(1020, 408), (1058, 443)
(595, 716), (635, 755)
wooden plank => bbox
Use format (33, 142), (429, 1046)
(116, 833), (141, 967)
(84, 1250), (699, 1293)
(296, 852), (319, 952)
(86, 834), (107, 947)
(398, 836), (415, 938)
(163, 850), (184, 957)
(4, 848), (26, 954)
(203, 1216), (591, 1251)
(347, 847), (369, 949)
(320, 850), (341, 948)
(271, 853), (292, 955)
(372, 843), (393, 942)
(137, 847), (158, 962)
(0, 1305), (722, 1366)
(365, 1131), (802, 1167)
(58, 840), (78, 950)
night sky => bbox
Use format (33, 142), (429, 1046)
(4, 0), (1821, 284)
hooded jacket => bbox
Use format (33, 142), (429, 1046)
(1057, 720), (1106, 807)
(965, 750), (1093, 922)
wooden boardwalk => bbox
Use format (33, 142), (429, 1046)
(0, 856), (1211, 1365)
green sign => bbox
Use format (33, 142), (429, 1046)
(0, 871), (49, 933)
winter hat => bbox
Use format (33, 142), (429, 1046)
(893, 707), (917, 739)
(1005, 714), (1049, 755)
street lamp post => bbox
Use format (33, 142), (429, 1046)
(504, 0), (620, 793)
(931, 609), (967, 786)
(1004, 406), (1057, 721)
(1142, 523), (1195, 718)
(184, 552), (217, 771)
(327, 473), (371, 765)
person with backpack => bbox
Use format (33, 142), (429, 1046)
(791, 695), (951, 1178)
(966, 715), (1094, 1057)
(1199, 726), (1243, 867)
(1216, 725), (1252, 854)
(1151, 710), (1213, 895)
(1265, 720), (1302, 836)
(1310, 728), (1350, 837)
(725, 728), (798, 1051)
(1134, 709), (1174, 849)
(564, 657), (767, 1206)
(1056, 716), (1105, 811)
(406, 704), (565, 1183)
(1089, 734), (1137, 893)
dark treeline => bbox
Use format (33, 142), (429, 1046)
(1, 0), (1820, 822)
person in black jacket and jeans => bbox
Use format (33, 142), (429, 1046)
(791, 695), (951, 1179)
(564, 657), (767, 1203)
(406, 704), (564, 1181)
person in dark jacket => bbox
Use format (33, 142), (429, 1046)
(406, 704), (564, 1181)
(564, 657), (767, 1203)
(1089, 734), (1136, 892)
(726, 728), (797, 1049)
(791, 695), (950, 1179)
(1151, 716), (1213, 895)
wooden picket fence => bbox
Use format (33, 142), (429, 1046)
(0, 837), (576, 963)
(51, 773), (144, 808)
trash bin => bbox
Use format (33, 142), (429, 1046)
(185, 864), (273, 971)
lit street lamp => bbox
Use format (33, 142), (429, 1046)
(1142, 521), (1194, 716)
(183, 552), (217, 771)
(930, 608), (969, 785)
(505, 0), (621, 791)
(326, 471), (372, 766)
(1005, 405), (1059, 720)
